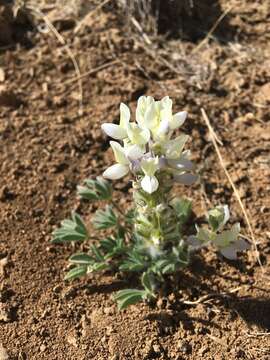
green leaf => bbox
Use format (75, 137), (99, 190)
(91, 245), (105, 262)
(214, 223), (240, 248)
(196, 227), (213, 243)
(64, 266), (87, 280)
(114, 289), (146, 310)
(119, 251), (147, 272)
(77, 177), (112, 201)
(92, 205), (118, 230)
(100, 236), (126, 258)
(171, 197), (192, 225)
(52, 212), (88, 243)
(90, 262), (109, 272)
(141, 272), (155, 296)
(69, 253), (93, 265)
(208, 205), (230, 232)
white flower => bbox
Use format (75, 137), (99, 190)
(101, 103), (130, 140)
(140, 157), (159, 194)
(154, 97), (188, 139)
(136, 96), (155, 128)
(124, 144), (145, 160)
(127, 123), (150, 145)
(103, 141), (129, 180)
(162, 134), (189, 159)
(214, 223), (250, 260)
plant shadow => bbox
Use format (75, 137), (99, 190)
(156, 0), (237, 43)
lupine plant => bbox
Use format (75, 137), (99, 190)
(52, 96), (250, 309)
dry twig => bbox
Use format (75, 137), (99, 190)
(182, 286), (243, 305)
(201, 109), (262, 268)
(61, 59), (120, 86)
(74, 0), (112, 34)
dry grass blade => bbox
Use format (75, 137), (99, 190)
(192, 6), (234, 54)
(27, 6), (83, 115)
(61, 60), (120, 86)
(201, 108), (262, 268)
(74, 0), (112, 34)
(182, 286), (243, 305)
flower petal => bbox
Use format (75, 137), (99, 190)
(141, 157), (159, 176)
(220, 246), (238, 260)
(235, 238), (250, 251)
(120, 103), (130, 129)
(174, 173), (198, 185)
(156, 119), (169, 138)
(186, 235), (202, 248)
(125, 144), (145, 160)
(170, 111), (187, 130)
(103, 164), (129, 180)
(136, 96), (154, 127)
(144, 102), (158, 130)
(101, 123), (127, 140)
(215, 223), (240, 248)
(141, 175), (159, 194)
(127, 123), (150, 145)
(110, 141), (129, 165)
(167, 158), (194, 171)
(165, 134), (189, 159)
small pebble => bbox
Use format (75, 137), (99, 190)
(0, 344), (9, 360)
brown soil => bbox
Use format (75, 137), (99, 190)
(0, 1), (270, 359)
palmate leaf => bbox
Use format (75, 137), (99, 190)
(67, 251), (109, 280)
(119, 250), (147, 272)
(114, 289), (147, 310)
(52, 212), (88, 243)
(64, 266), (87, 280)
(151, 245), (189, 275)
(100, 236), (126, 258)
(92, 205), (118, 230)
(77, 176), (112, 201)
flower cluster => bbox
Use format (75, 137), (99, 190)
(101, 96), (197, 194)
(53, 96), (251, 310)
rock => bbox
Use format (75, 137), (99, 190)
(0, 69), (5, 83)
(153, 344), (161, 354)
(0, 258), (8, 278)
(66, 332), (78, 348)
(178, 340), (192, 354)
(40, 344), (46, 352)
(0, 344), (9, 360)
(256, 83), (270, 104)
(0, 87), (22, 108)
(0, 303), (11, 322)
